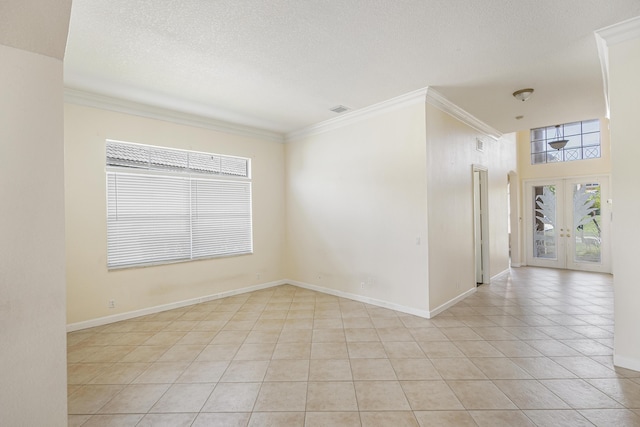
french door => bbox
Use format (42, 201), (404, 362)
(525, 176), (611, 273)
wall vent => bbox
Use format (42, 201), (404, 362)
(330, 105), (351, 114)
(476, 137), (485, 152)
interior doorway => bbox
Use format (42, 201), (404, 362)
(508, 171), (521, 267)
(473, 166), (489, 285)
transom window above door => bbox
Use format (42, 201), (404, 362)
(530, 119), (600, 165)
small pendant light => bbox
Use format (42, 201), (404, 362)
(549, 125), (569, 150)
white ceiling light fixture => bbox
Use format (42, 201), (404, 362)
(549, 124), (569, 150)
(512, 88), (534, 102)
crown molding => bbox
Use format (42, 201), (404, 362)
(594, 33), (611, 119)
(285, 86), (502, 142)
(285, 87), (429, 142)
(596, 15), (640, 46)
(66, 86), (504, 144)
(594, 16), (640, 119)
(64, 88), (284, 143)
(425, 88), (502, 140)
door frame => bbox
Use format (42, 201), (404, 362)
(523, 174), (611, 273)
(473, 165), (490, 285)
(508, 171), (521, 267)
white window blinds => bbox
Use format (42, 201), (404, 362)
(106, 140), (252, 269)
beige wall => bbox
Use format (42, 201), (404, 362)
(0, 45), (68, 426)
(65, 104), (285, 325)
(66, 93), (515, 323)
(284, 98), (515, 315)
(425, 104), (516, 311)
(608, 36), (640, 371)
(284, 103), (430, 312)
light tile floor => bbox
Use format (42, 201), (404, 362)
(67, 267), (640, 426)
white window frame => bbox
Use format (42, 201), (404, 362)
(530, 119), (601, 165)
(106, 140), (252, 269)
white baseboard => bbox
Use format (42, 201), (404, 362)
(614, 353), (640, 373)
(428, 287), (477, 318)
(68, 277), (484, 332)
(490, 268), (510, 281)
(67, 279), (287, 332)
(286, 279), (432, 319)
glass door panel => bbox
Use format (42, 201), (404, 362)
(571, 182), (601, 264)
(533, 185), (558, 260)
(566, 178), (610, 272)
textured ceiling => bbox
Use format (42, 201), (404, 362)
(64, 0), (640, 136)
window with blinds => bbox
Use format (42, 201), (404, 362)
(106, 140), (252, 269)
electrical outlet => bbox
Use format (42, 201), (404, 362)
(360, 281), (365, 289)
(108, 299), (115, 309)
(256, 273), (261, 280)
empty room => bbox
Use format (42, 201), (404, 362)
(2, 1), (640, 426)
